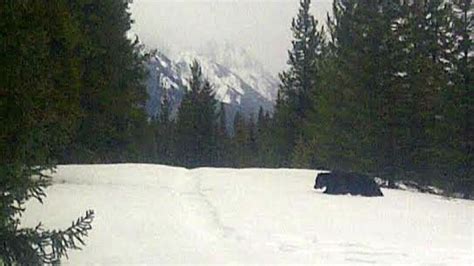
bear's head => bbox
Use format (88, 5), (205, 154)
(314, 172), (331, 190)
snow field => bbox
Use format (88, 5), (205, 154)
(21, 164), (473, 265)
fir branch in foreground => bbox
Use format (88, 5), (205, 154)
(35, 210), (95, 264)
(0, 210), (95, 265)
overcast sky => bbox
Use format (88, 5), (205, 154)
(130, 0), (332, 75)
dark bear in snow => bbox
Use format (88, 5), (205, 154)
(314, 171), (383, 197)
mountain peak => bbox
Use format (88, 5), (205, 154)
(145, 46), (278, 129)
(198, 41), (279, 101)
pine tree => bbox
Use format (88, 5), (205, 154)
(311, 0), (394, 173)
(365, 1), (413, 182)
(275, 0), (325, 166)
(231, 111), (250, 167)
(291, 137), (314, 169)
(271, 91), (294, 167)
(451, 0), (473, 197)
(160, 92), (172, 125)
(175, 60), (217, 167)
(389, 0), (456, 185)
(154, 92), (175, 164)
(255, 107), (267, 166)
(216, 102), (230, 166)
(217, 102), (228, 137)
(247, 115), (258, 166)
(436, 0), (473, 196)
(197, 80), (219, 164)
(1, 1), (94, 263)
(63, 0), (148, 163)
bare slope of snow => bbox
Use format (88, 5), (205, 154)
(22, 164), (473, 265)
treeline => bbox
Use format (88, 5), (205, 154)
(147, 0), (472, 198)
(1, 0), (144, 263)
(144, 60), (276, 168)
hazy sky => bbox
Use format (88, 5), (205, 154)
(130, 0), (332, 75)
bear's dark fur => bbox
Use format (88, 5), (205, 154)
(314, 171), (383, 197)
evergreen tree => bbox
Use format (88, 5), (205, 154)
(1, 1), (94, 263)
(63, 0), (148, 163)
(311, 0), (396, 173)
(197, 80), (219, 164)
(175, 60), (217, 167)
(160, 92), (172, 125)
(254, 107), (277, 167)
(452, 0), (473, 197)
(271, 91), (294, 167)
(155, 92), (175, 165)
(216, 102), (231, 166)
(231, 111), (250, 167)
(291, 137), (313, 169)
(389, 0), (455, 185)
(436, 0), (473, 196)
(275, 0), (325, 166)
(217, 103), (228, 137)
(255, 107), (267, 166)
(247, 115), (258, 166)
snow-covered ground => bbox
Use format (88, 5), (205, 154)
(22, 164), (473, 265)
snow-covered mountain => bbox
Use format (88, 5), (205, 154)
(145, 44), (279, 126)
(199, 41), (279, 101)
(145, 51), (185, 118)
